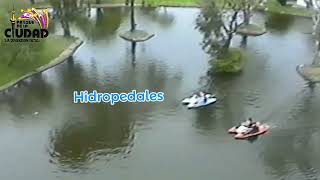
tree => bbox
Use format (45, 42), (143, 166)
(196, 0), (267, 74)
(140, 7), (175, 29)
(236, 0), (265, 47)
(196, 0), (265, 55)
(130, 0), (135, 31)
(196, 1), (242, 56)
(311, 0), (320, 64)
(235, 0), (265, 25)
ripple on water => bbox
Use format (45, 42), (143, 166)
(48, 140), (134, 174)
(245, 90), (261, 105)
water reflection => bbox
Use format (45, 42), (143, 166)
(240, 35), (248, 48)
(131, 42), (137, 63)
(88, 7), (127, 41)
(0, 74), (53, 117)
(140, 7), (175, 28)
(195, 3), (249, 131)
(47, 57), (136, 170)
(261, 87), (320, 180)
(49, 4), (174, 42)
(49, 0), (127, 40)
(47, 103), (135, 171)
(47, 68), (182, 172)
(49, 0), (80, 37)
(54, 57), (95, 94)
(45, 31), (183, 171)
(265, 13), (295, 34)
(117, 46), (183, 111)
(213, 75), (249, 130)
(262, 130), (320, 180)
(127, 42), (137, 64)
(193, 107), (217, 133)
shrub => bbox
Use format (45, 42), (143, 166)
(209, 49), (245, 74)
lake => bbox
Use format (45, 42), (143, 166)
(0, 7), (320, 180)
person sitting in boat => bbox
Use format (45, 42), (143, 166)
(249, 123), (259, 134)
(199, 91), (207, 103)
(203, 96), (208, 103)
(198, 91), (208, 103)
(242, 118), (255, 128)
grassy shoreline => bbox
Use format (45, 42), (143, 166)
(0, 0), (83, 91)
(0, 36), (82, 91)
(259, 0), (314, 17)
(149, 0), (314, 17)
(34, 0), (314, 17)
(151, 0), (313, 17)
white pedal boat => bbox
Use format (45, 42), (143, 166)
(182, 93), (215, 105)
(187, 96), (217, 109)
(182, 94), (198, 105)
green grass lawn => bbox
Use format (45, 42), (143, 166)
(0, 36), (75, 87)
(259, 0), (314, 17)
(0, 0), (76, 88)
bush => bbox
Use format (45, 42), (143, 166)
(277, 0), (287, 6)
(209, 49), (245, 74)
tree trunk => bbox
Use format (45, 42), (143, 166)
(224, 34), (232, 49)
(87, 1), (91, 17)
(241, 8), (250, 48)
(130, 0), (135, 31)
(61, 20), (71, 37)
(243, 9), (250, 25)
(221, 10), (238, 51)
(96, 0), (101, 4)
(125, 0), (129, 5)
(220, 33), (233, 56)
